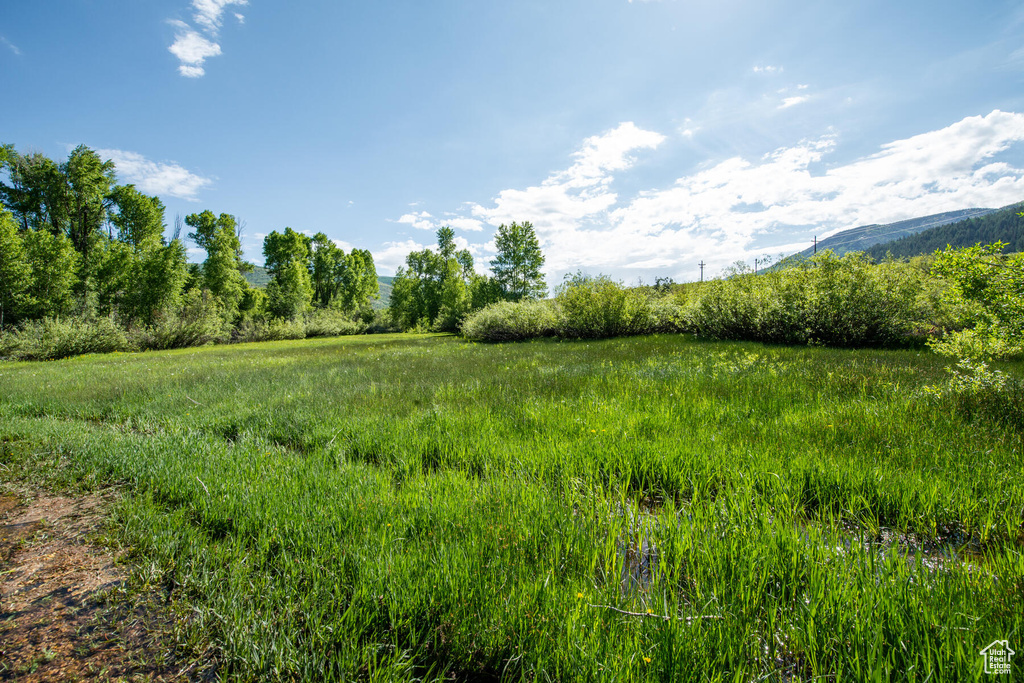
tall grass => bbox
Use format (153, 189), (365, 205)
(0, 334), (1020, 680)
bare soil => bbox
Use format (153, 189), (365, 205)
(0, 489), (172, 682)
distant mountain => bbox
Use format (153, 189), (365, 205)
(791, 208), (997, 259)
(373, 277), (394, 311)
(243, 265), (273, 288)
(864, 201), (1024, 260)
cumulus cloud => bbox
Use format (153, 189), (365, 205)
(445, 217), (485, 232)
(191, 0), (248, 35)
(167, 1), (246, 77)
(167, 20), (221, 77)
(373, 239), (428, 274)
(397, 211), (434, 230)
(99, 149), (212, 201)
(424, 111), (1024, 280)
(466, 122), (664, 230)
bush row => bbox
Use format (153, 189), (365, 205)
(461, 274), (687, 342)
(0, 307), (389, 361)
(462, 253), (929, 347)
(688, 252), (925, 347)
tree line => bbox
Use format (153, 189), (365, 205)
(388, 221), (547, 331)
(0, 144), (382, 355)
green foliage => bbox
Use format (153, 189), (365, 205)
(0, 314), (129, 360)
(923, 357), (1024, 430)
(21, 228), (80, 320)
(389, 227), (474, 331)
(0, 144), (116, 258)
(234, 317), (308, 343)
(929, 242), (1024, 360)
(0, 145), (380, 357)
(0, 147), (66, 233)
(302, 309), (365, 338)
(690, 251), (924, 347)
(461, 278), (686, 342)
(0, 208), (32, 327)
(490, 220), (546, 301)
(63, 145), (117, 257)
(460, 299), (559, 341)
(186, 210), (250, 317)
(310, 232), (342, 307)
(123, 239), (189, 325)
(336, 248), (379, 314)
(109, 184), (166, 251)
(556, 273), (658, 339)
(238, 286), (268, 323)
(263, 227), (312, 278)
(266, 258), (314, 320)
(865, 202), (1024, 260)
(131, 288), (231, 350)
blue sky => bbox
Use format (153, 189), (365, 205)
(3, 0), (1024, 281)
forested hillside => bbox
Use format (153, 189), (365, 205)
(790, 208), (995, 258)
(864, 201), (1024, 260)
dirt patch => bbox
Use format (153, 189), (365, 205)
(0, 489), (173, 682)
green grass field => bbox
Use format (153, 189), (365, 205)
(1, 334), (1021, 681)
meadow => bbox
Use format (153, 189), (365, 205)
(0, 333), (1021, 681)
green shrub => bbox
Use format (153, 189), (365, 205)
(688, 252), (924, 348)
(132, 289), (230, 350)
(460, 300), (558, 342)
(3, 315), (130, 361)
(923, 357), (1024, 430)
(556, 274), (656, 339)
(364, 309), (402, 335)
(928, 243), (1024, 361)
(234, 318), (307, 343)
(303, 309), (365, 338)
(648, 295), (689, 333)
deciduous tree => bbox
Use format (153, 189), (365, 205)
(490, 221), (546, 301)
(0, 208), (32, 327)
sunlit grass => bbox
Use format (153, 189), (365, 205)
(1, 333), (1021, 680)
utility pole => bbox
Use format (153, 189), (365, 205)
(754, 258), (760, 274)
(698, 260), (705, 282)
(813, 236), (818, 254)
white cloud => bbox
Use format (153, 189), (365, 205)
(465, 122), (664, 238)
(373, 239), (428, 274)
(753, 65), (783, 74)
(192, 0), (248, 35)
(779, 96), (809, 109)
(332, 239), (354, 251)
(1, 36), (21, 56)
(167, 20), (221, 77)
(166, 1), (246, 77)
(446, 217), (485, 232)
(99, 149), (212, 201)
(397, 211), (434, 230)
(426, 111), (1024, 280)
